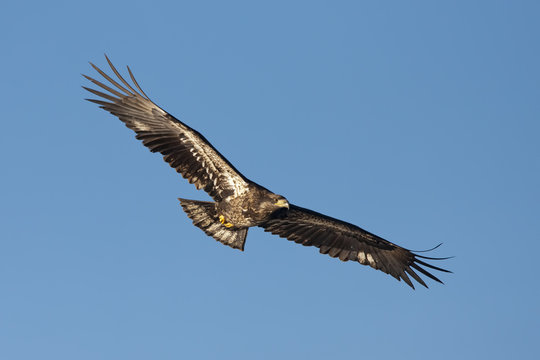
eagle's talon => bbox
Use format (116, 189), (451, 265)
(219, 215), (234, 228)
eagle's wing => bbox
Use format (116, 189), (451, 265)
(83, 56), (249, 202)
(261, 205), (450, 289)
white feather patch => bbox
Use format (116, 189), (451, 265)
(133, 121), (151, 131)
(358, 252), (367, 264)
(367, 253), (376, 266)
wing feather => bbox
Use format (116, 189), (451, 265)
(261, 204), (450, 289)
(84, 55), (249, 201)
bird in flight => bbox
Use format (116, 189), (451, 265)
(83, 55), (450, 289)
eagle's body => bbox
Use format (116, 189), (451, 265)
(217, 184), (288, 229)
(84, 56), (450, 289)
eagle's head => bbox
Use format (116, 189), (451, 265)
(270, 194), (289, 210)
(274, 195), (289, 209)
(263, 194), (289, 220)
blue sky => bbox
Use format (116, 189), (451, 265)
(1, 1), (539, 359)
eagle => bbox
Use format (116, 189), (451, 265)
(83, 56), (450, 289)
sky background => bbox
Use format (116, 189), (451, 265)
(1, 1), (539, 359)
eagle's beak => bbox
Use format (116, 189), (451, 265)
(275, 199), (289, 209)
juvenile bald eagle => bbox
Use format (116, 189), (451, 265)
(84, 56), (450, 289)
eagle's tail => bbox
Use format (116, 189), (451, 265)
(178, 198), (248, 251)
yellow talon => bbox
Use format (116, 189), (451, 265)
(219, 215), (234, 228)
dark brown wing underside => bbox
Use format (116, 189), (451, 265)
(261, 204), (450, 289)
(83, 56), (249, 201)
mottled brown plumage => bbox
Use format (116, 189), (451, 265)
(84, 55), (450, 289)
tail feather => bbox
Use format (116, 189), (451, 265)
(178, 198), (248, 251)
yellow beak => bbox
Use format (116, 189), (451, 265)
(275, 199), (289, 209)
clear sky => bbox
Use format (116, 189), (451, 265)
(1, 1), (539, 359)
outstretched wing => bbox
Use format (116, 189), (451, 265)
(261, 205), (450, 289)
(83, 55), (250, 202)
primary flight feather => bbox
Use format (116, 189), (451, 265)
(84, 55), (450, 289)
